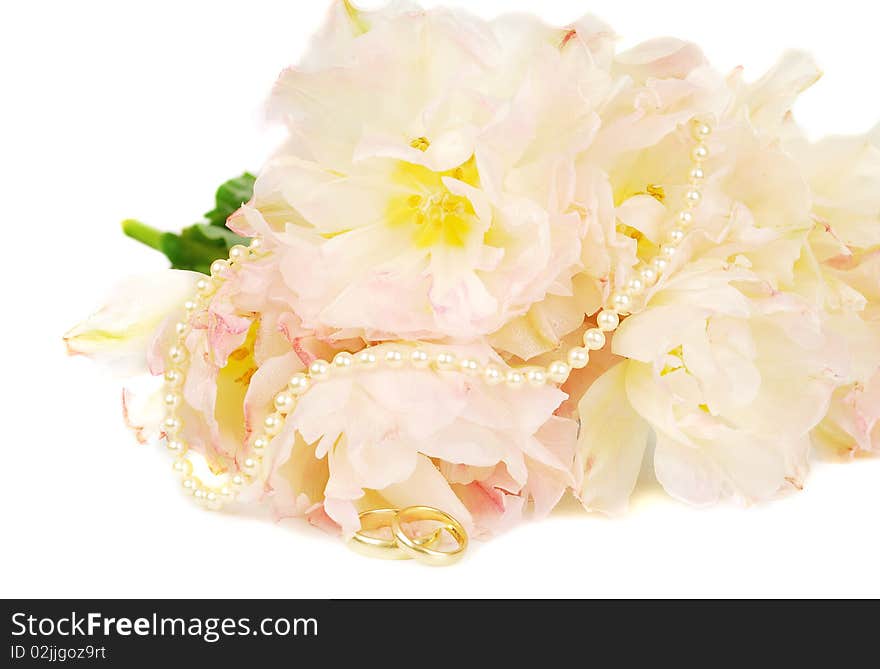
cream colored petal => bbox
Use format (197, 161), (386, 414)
(380, 454), (474, 531)
(64, 270), (201, 376)
(654, 430), (799, 506)
(575, 363), (650, 514)
(121, 375), (165, 445)
(740, 50), (822, 133)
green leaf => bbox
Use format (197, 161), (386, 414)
(204, 172), (256, 226)
(195, 224), (249, 245)
(159, 224), (250, 274)
(121, 172), (256, 274)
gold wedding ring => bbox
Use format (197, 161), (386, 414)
(392, 505), (468, 566)
(347, 506), (468, 565)
(348, 508), (419, 560)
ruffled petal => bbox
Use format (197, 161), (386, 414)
(65, 271), (201, 376)
(575, 363), (650, 514)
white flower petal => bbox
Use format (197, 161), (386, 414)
(65, 270), (201, 376)
(575, 363), (651, 514)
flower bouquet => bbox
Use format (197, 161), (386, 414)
(66, 1), (880, 564)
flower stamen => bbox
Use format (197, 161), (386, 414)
(409, 136), (431, 152)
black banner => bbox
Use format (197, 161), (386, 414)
(2, 599), (875, 664)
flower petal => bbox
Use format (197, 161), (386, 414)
(575, 362), (650, 514)
(64, 271), (201, 376)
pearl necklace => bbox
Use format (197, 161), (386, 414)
(160, 119), (714, 511)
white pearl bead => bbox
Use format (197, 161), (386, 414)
(166, 439), (187, 455)
(626, 276), (645, 295)
(309, 359), (330, 380)
(612, 293), (633, 313)
(356, 350), (378, 369)
(332, 351), (354, 372)
(196, 278), (214, 296)
(163, 415), (181, 433)
(567, 347), (589, 369)
(273, 391), (295, 414)
(164, 369), (183, 388)
(525, 368), (546, 387)
(252, 435), (270, 453)
(483, 365), (503, 385)
(667, 228), (686, 244)
(230, 473), (248, 489)
(583, 328), (606, 350)
(691, 144), (709, 161)
(691, 120), (712, 140)
(210, 259), (229, 276)
(183, 300), (199, 314)
(597, 309), (620, 331)
(652, 256), (670, 274)
(182, 476), (202, 495)
(163, 392), (180, 409)
(410, 349), (430, 368)
(174, 321), (189, 337)
(435, 352), (456, 371)
(242, 457), (261, 476)
(660, 244), (678, 260)
(218, 485), (237, 503)
(547, 360), (571, 384)
(288, 373), (310, 395)
(639, 265), (658, 287)
(384, 349), (404, 367)
(204, 490), (222, 511)
(263, 413), (283, 436)
(228, 244), (248, 262)
(505, 370), (526, 389)
(171, 458), (193, 478)
(459, 358), (479, 375)
(193, 488), (207, 505)
(168, 346), (187, 365)
(249, 238), (263, 251)
(689, 166), (705, 182)
(685, 189), (702, 207)
(677, 210), (694, 226)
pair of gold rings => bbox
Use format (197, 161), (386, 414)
(348, 506), (468, 566)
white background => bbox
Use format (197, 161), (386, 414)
(2, 0), (879, 598)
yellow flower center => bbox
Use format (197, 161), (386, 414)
(645, 184), (666, 202)
(409, 136), (431, 152)
(660, 345), (684, 376)
(387, 153), (481, 249)
(342, 0), (369, 36)
(213, 323), (259, 469)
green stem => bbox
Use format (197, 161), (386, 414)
(121, 219), (164, 251)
